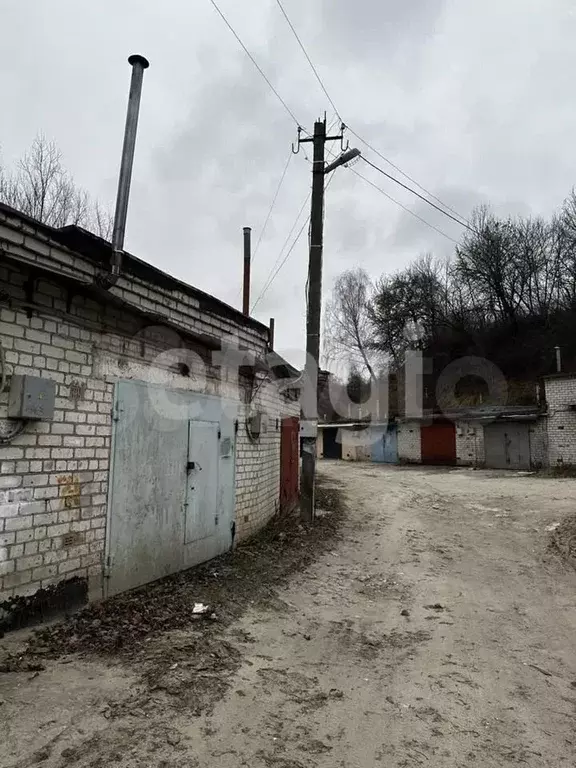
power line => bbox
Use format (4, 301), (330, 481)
(252, 151), (293, 264)
(274, 0), (341, 121)
(252, 215), (310, 312)
(252, 173), (338, 311)
(351, 167), (460, 245)
(251, 193), (311, 311)
(348, 128), (471, 225)
(208, 0), (302, 128)
(272, 0), (471, 226)
(361, 156), (474, 233)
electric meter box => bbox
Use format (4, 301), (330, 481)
(8, 375), (56, 421)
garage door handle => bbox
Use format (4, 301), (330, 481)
(187, 461), (202, 472)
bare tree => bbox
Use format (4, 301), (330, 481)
(324, 267), (380, 380)
(0, 135), (112, 239)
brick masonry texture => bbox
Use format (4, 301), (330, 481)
(397, 422), (421, 463)
(544, 377), (576, 466)
(455, 421), (484, 466)
(0, 208), (296, 602)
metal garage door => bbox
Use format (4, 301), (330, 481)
(105, 381), (236, 596)
(280, 417), (299, 512)
(371, 424), (398, 463)
(323, 427), (342, 459)
(484, 423), (530, 470)
(421, 423), (456, 465)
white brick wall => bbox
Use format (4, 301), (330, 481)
(234, 378), (299, 541)
(455, 421), (484, 466)
(398, 421), (421, 463)
(0, 232), (293, 602)
(544, 376), (576, 466)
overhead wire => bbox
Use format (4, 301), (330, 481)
(348, 128), (470, 225)
(252, 216), (311, 313)
(360, 156), (474, 233)
(208, 0), (302, 128)
(252, 150), (293, 264)
(251, 193), (310, 312)
(350, 167), (460, 245)
(272, 0), (471, 227)
(252, 173), (338, 312)
(275, 0), (341, 121)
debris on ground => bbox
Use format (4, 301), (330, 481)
(2, 476), (345, 671)
(424, 603), (446, 612)
(549, 514), (576, 566)
(0, 659), (45, 673)
(0, 576), (87, 635)
(545, 522), (561, 532)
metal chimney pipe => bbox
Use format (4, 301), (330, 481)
(242, 226), (251, 315)
(269, 317), (275, 350)
(110, 54), (149, 282)
(555, 345), (562, 373)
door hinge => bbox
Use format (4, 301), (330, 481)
(218, 427), (222, 439)
(103, 555), (112, 579)
(112, 403), (121, 422)
(214, 515), (219, 526)
(234, 419), (239, 434)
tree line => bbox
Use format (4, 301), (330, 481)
(325, 192), (576, 402)
(0, 135), (112, 238)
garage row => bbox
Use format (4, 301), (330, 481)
(317, 416), (544, 470)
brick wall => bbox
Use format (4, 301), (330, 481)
(234, 379), (299, 541)
(0, 247), (289, 601)
(398, 421), (421, 463)
(544, 376), (576, 466)
(455, 421), (484, 466)
(529, 419), (548, 469)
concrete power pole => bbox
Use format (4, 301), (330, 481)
(297, 119), (361, 522)
(300, 120), (327, 523)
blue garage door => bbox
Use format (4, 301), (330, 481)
(372, 424), (398, 463)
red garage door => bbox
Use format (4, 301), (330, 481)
(280, 417), (299, 513)
(421, 423), (456, 466)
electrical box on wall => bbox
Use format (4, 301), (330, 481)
(8, 375), (56, 420)
(248, 412), (267, 438)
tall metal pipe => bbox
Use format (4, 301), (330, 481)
(555, 345), (562, 373)
(242, 226), (251, 315)
(110, 54), (149, 282)
(269, 317), (275, 350)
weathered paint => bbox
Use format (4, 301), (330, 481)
(371, 424), (398, 464)
(484, 422), (530, 470)
(421, 423), (456, 466)
(105, 381), (237, 596)
(280, 417), (299, 512)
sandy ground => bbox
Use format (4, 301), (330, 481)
(2, 462), (576, 767)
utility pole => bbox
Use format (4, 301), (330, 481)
(296, 119), (360, 522)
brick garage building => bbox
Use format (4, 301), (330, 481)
(0, 203), (299, 609)
(542, 373), (576, 466)
(397, 407), (545, 469)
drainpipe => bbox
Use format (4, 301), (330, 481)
(242, 226), (251, 315)
(101, 54), (149, 288)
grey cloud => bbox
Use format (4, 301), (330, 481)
(2, 0), (576, 366)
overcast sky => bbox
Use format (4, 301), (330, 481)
(2, 0), (576, 368)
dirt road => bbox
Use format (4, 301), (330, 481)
(3, 463), (576, 767)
